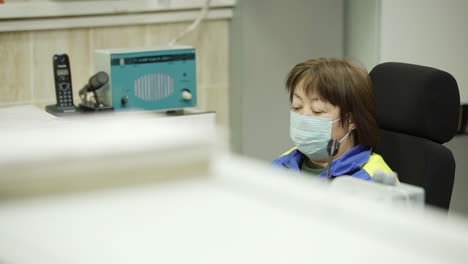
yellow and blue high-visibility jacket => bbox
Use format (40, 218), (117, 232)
(271, 144), (392, 180)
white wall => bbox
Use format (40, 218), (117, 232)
(379, 0), (468, 103)
(344, 0), (380, 71)
(346, 0), (468, 103)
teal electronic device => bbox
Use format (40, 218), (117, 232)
(94, 46), (197, 111)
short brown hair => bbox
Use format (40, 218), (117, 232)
(286, 58), (379, 148)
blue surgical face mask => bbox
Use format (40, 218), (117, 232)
(290, 111), (351, 161)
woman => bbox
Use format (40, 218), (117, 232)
(271, 58), (392, 180)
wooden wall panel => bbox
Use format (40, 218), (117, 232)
(0, 20), (230, 127)
(31, 28), (90, 104)
(0, 32), (32, 105)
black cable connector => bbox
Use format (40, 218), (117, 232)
(325, 139), (340, 179)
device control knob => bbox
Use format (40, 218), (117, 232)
(121, 96), (128, 105)
(182, 90), (192, 101)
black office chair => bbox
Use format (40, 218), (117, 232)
(369, 62), (460, 209)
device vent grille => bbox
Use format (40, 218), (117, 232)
(134, 73), (174, 101)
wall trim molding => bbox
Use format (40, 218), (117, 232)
(0, 0), (235, 32)
(0, 9), (233, 32)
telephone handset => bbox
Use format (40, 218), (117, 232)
(45, 53), (79, 115)
(53, 54), (74, 108)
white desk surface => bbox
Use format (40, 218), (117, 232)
(0, 175), (456, 264)
(0, 104), (215, 130)
(1, 155), (468, 264)
(1, 105), (468, 264)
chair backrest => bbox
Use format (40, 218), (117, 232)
(369, 62), (460, 209)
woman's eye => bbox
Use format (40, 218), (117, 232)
(312, 110), (323, 114)
(291, 106), (301, 111)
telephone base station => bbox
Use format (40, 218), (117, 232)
(45, 104), (114, 116)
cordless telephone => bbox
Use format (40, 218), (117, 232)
(46, 53), (79, 114)
(53, 54), (74, 108)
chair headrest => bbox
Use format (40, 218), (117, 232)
(370, 62), (460, 144)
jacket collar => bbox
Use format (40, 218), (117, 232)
(318, 144), (371, 177)
(281, 149), (304, 171)
(281, 145), (371, 177)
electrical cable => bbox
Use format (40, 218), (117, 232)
(168, 0), (213, 46)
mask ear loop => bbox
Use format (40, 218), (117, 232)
(331, 112), (352, 124)
(331, 117), (342, 124)
(339, 130), (352, 143)
(326, 115), (354, 178)
(331, 112), (354, 144)
(337, 112), (355, 143)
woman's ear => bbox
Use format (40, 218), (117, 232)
(347, 113), (356, 130)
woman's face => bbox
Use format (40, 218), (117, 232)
(291, 82), (355, 161)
